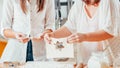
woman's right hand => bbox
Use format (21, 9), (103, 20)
(44, 33), (54, 44)
(15, 32), (30, 43)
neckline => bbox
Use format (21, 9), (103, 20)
(83, 4), (99, 20)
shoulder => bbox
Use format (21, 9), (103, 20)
(44, 0), (54, 8)
(3, 0), (16, 5)
(45, 0), (54, 5)
(72, 0), (84, 9)
(70, 0), (83, 13)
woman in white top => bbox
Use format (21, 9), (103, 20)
(1, 0), (55, 62)
(45, 0), (120, 67)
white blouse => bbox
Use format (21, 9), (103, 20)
(64, 0), (120, 64)
(1, 0), (55, 62)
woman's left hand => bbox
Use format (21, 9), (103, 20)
(32, 34), (44, 41)
(67, 33), (86, 43)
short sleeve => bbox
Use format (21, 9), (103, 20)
(99, 0), (120, 37)
(45, 0), (55, 31)
(1, 0), (14, 37)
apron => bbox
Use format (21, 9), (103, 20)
(1, 39), (27, 62)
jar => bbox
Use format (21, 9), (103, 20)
(88, 52), (109, 68)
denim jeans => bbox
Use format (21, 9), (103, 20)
(26, 40), (34, 62)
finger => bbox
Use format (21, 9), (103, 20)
(42, 32), (47, 36)
(67, 37), (81, 43)
(42, 30), (52, 35)
(39, 36), (44, 40)
(23, 39), (30, 43)
(46, 35), (52, 44)
(23, 38), (30, 41)
(44, 34), (52, 44)
(18, 38), (29, 43)
(15, 33), (26, 39)
(40, 35), (44, 39)
(67, 35), (79, 42)
(67, 39), (80, 44)
(67, 34), (76, 40)
(76, 63), (84, 68)
(32, 36), (43, 41)
(68, 37), (76, 42)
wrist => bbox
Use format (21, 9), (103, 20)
(44, 29), (53, 33)
(82, 33), (88, 41)
(13, 32), (18, 39)
(50, 32), (55, 38)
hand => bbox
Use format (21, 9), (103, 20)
(75, 63), (87, 68)
(32, 33), (44, 42)
(32, 29), (53, 42)
(44, 33), (54, 44)
(67, 33), (86, 44)
(75, 63), (84, 68)
(15, 33), (30, 43)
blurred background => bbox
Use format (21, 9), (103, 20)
(55, 0), (75, 29)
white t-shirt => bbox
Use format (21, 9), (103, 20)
(64, 0), (120, 64)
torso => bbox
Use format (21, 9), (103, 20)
(76, 3), (102, 64)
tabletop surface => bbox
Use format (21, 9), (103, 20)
(0, 62), (75, 68)
(0, 62), (113, 68)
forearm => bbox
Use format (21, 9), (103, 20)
(84, 30), (113, 41)
(51, 26), (72, 38)
(44, 29), (53, 33)
(4, 29), (16, 38)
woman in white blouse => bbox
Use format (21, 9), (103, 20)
(1, 0), (55, 62)
(45, 0), (120, 68)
